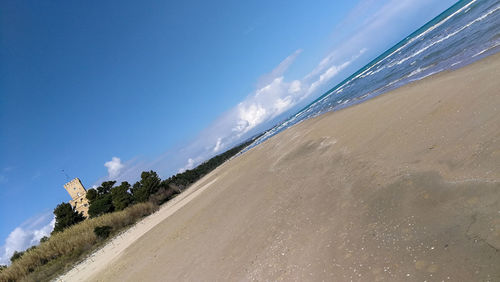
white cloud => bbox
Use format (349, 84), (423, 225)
(93, 157), (152, 187)
(160, 0), (455, 176)
(86, 0), (458, 183)
(1, 1), (462, 263)
(213, 138), (223, 153)
(142, 45), (366, 175)
(257, 49), (302, 88)
(288, 80), (301, 93)
(229, 45), (368, 138)
(234, 103), (267, 135)
(0, 213), (55, 265)
(178, 158), (196, 173)
(308, 61), (350, 94)
(104, 157), (124, 179)
(274, 96), (292, 114)
(307, 48), (367, 95)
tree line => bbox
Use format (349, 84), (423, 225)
(0, 139), (254, 267)
(54, 138), (253, 230)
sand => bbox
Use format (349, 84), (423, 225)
(59, 53), (500, 282)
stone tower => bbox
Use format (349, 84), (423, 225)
(63, 178), (90, 218)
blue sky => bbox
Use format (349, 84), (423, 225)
(0, 0), (457, 264)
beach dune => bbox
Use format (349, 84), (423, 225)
(62, 53), (500, 281)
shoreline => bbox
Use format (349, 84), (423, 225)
(63, 52), (500, 281)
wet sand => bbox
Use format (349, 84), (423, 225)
(61, 53), (500, 281)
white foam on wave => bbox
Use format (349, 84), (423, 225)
(406, 64), (435, 78)
(349, 0), (479, 81)
(299, 1), (495, 128)
(410, 0), (478, 43)
(381, 63), (437, 90)
(410, 69), (444, 82)
(388, 4), (500, 67)
(243, 0), (498, 153)
(472, 42), (500, 57)
(359, 64), (388, 79)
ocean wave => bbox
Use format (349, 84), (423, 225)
(243, 0), (500, 154)
(348, 0), (479, 82)
(472, 42), (500, 57)
(295, 2), (499, 135)
(410, 0), (478, 43)
(410, 69), (444, 82)
(388, 4), (500, 67)
(360, 65), (387, 78)
(406, 64), (435, 78)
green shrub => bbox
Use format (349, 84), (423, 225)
(94, 226), (112, 239)
(10, 251), (24, 263)
(52, 203), (85, 234)
(149, 186), (180, 206)
(0, 202), (157, 281)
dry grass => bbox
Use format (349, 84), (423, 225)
(0, 202), (157, 282)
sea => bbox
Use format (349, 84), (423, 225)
(244, 0), (500, 152)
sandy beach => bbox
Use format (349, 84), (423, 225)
(60, 53), (500, 281)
